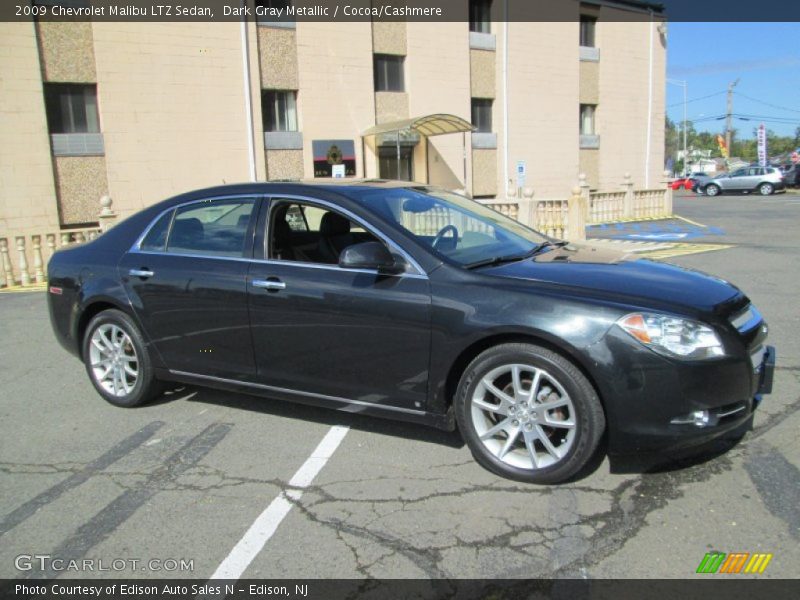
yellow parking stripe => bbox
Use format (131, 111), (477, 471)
(639, 243), (733, 260)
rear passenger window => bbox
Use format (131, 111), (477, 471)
(167, 198), (256, 257)
(140, 210), (174, 252)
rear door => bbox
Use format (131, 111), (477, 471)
(119, 196), (260, 379)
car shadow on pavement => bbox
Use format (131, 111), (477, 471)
(151, 385), (751, 480)
(608, 418), (751, 475)
(158, 385), (467, 449)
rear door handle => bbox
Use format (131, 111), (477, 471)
(252, 278), (286, 291)
(129, 268), (154, 278)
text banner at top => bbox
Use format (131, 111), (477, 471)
(2, 0), (800, 23)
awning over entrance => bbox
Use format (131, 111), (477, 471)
(361, 114), (474, 188)
(362, 114), (474, 137)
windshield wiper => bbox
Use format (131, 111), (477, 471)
(463, 240), (569, 270)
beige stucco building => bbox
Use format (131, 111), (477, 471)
(0, 0), (665, 241)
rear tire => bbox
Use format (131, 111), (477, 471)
(455, 343), (605, 484)
(82, 309), (163, 407)
(705, 184), (720, 197)
(758, 183), (774, 196)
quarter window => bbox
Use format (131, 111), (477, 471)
(262, 90), (298, 132)
(140, 210), (174, 252)
(44, 83), (100, 134)
(166, 199), (255, 258)
(374, 55), (405, 92)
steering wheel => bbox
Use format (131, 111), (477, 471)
(432, 225), (459, 250)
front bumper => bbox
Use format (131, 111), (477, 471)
(596, 326), (775, 454)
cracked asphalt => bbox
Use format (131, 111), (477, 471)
(1, 192), (798, 580)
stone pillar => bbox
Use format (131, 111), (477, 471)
(662, 169), (674, 216)
(578, 173), (591, 221)
(518, 187), (536, 228)
(99, 195), (117, 232)
(567, 187), (587, 242)
(622, 172), (634, 218)
(16, 237), (31, 286)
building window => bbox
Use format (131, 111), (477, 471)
(374, 55), (405, 92)
(469, 0), (492, 34)
(580, 104), (596, 136)
(471, 99), (493, 133)
(262, 90), (298, 132)
(580, 15), (597, 47)
(44, 84), (99, 134)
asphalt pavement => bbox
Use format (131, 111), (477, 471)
(1, 190), (798, 580)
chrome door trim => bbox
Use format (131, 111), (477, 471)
(168, 370), (427, 416)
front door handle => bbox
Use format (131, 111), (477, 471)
(252, 278), (286, 291)
(129, 268), (155, 278)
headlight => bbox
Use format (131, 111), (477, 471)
(617, 313), (724, 359)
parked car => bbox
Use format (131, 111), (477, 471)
(781, 164), (799, 188)
(687, 172), (713, 192)
(698, 166), (785, 196)
(47, 181), (775, 484)
(671, 177), (694, 191)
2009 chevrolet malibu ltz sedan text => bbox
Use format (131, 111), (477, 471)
(47, 181), (775, 483)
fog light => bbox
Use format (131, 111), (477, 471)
(691, 410), (710, 427)
(671, 410), (711, 427)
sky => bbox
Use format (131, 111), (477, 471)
(665, 22), (800, 139)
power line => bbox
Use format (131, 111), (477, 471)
(666, 90), (726, 109)
(735, 92), (800, 115)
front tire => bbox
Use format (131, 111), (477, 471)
(82, 309), (163, 407)
(758, 183), (774, 196)
(455, 343), (605, 484)
(705, 184), (721, 197)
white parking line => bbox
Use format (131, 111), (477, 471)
(210, 425), (350, 580)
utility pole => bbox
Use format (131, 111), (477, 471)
(725, 78), (740, 160)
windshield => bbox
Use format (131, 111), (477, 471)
(351, 187), (548, 267)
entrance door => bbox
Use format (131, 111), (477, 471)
(379, 146), (413, 181)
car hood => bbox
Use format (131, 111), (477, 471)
(480, 243), (741, 312)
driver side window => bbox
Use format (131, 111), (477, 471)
(268, 200), (378, 265)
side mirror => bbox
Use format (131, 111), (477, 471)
(339, 242), (406, 274)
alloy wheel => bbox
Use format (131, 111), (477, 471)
(89, 324), (139, 397)
(471, 363), (576, 470)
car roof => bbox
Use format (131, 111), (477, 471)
(163, 179), (432, 204)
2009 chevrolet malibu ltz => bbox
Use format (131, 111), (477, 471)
(47, 181), (775, 483)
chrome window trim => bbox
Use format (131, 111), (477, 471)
(169, 370), (427, 416)
(128, 192), (429, 280)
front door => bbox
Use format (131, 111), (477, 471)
(247, 197), (432, 411)
(119, 196), (259, 379)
